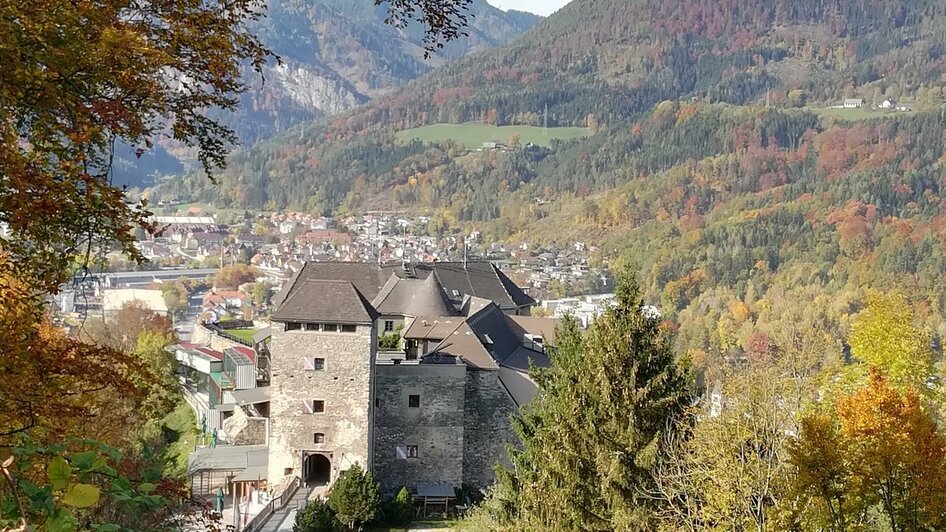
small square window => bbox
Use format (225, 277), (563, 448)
(341, 324), (357, 333)
(384, 320), (395, 332)
(375, 398), (381, 408)
(396, 445), (419, 459)
(408, 395), (420, 408)
(286, 322), (301, 331)
(304, 322), (320, 331)
(305, 357), (325, 371)
(303, 400), (325, 414)
(314, 433), (325, 444)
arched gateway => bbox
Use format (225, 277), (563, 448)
(303, 452), (331, 487)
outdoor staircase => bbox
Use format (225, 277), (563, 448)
(245, 479), (328, 532)
(255, 486), (312, 532)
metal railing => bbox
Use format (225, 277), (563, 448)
(242, 476), (303, 532)
(202, 321), (255, 347)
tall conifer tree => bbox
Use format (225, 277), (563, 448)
(501, 271), (693, 531)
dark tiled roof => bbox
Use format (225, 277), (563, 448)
(271, 280), (378, 324)
(273, 261), (534, 321)
(424, 321), (494, 369)
(408, 262), (535, 311)
(423, 303), (551, 371)
(420, 303), (552, 406)
(508, 316), (560, 347)
(272, 262), (390, 309)
(372, 274), (455, 317)
(498, 367), (540, 406)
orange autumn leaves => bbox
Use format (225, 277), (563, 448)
(790, 372), (946, 530)
(0, 259), (149, 448)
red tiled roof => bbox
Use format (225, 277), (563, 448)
(229, 346), (256, 363)
(194, 347), (224, 360)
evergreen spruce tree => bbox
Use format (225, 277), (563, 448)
(501, 271), (693, 531)
(327, 464), (380, 531)
(293, 497), (342, 532)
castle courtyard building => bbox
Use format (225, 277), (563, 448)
(266, 261), (554, 495)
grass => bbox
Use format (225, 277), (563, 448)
(160, 399), (199, 479)
(811, 106), (915, 121)
(226, 328), (258, 343)
(396, 123), (590, 149)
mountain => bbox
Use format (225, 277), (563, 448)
(118, 0), (540, 188)
(347, 0), (946, 129)
(154, 0), (946, 368)
(238, 0), (542, 138)
(161, 0), (946, 205)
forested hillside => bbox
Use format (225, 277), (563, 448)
(154, 0), (946, 369)
(344, 0), (946, 130)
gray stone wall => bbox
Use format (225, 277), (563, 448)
(373, 363), (466, 493)
(267, 323), (377, 489)
(463, 370), (519, 490)
(192, 323), (244, 352)
(209, 333), (243, 353)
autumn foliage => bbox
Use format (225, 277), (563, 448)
(790, 371), (946, 531)
(0, 0), (270, 291)
(0, 261), (148, 448)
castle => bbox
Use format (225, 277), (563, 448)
(265, 261), (556, 495)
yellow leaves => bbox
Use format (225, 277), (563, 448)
(848, 291), (934, 390)
(729, 300), (751, 322)
(793, 370), (946, 529)
(63, 483), (101, 508)
(47, 457), (71, 491)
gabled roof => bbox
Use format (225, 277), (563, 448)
(508, 315), (560, 347)
(272, 261), (536, 322)
(424, 321), (494, 369)
(271, 262), (390, 309)
(407, 262), (535, 311)
(422, 303), (552, 371)
(271, 279), (378, 325)
(372, 273), (455, 317)
(417, 303), (554, 407)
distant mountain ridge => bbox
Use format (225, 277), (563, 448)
(342, 0), (946, 131)
(116, 0), (540, 188)
(156, 0), (946, 209)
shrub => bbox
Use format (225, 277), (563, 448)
(384, 486), (414, 526)
(378, 332), (401, 350)
(293, 497), (341, 532)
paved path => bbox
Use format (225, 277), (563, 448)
(256, 486), (326, 532)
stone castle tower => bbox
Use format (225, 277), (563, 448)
(267, 279), (379, 489)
